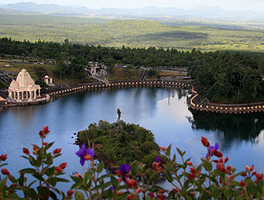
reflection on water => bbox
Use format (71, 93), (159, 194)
(188, 109), (264, 142)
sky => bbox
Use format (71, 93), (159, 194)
(0, 0), (264, 12)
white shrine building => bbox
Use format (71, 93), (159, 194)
(8, 69), (41, 101)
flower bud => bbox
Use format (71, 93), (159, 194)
(0, 154), (7, 161)
(173, 188), (179, 193)
(216, 163), (226, 173)
(23, 148), (30, 155)
(214, 150), (223, 158)
(1, 168), (10, 175)
(39, 130), (45, 139)
(42, 126), (50, 134)
(136, 188), (142, 194)
(245, 165), (250, 171)
(43, 142), (49, 147)
(229, 174), (235, 180)
(59, 162), (67, 169)
(256, 173), (263, 180)
(250, 165), (254, 171)
(201, 136), (210, 147)
(240, 180), (246, 187)
(53, 148), (61, 154)
(67, 190), (74, 197)
(224, 157), (229, 163)
(187, 161), (193, 166)
(126, 179), (138, 189)
(33, 146), (39, 155)
(55, 166), (63, 173)
(159, 147), (166, 151)
(190, 167), (196, 174)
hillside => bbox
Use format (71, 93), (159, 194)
(0, 15), (264, 51)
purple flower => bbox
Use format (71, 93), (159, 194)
(207, 143), (219, 158)
(76, 144), (94, 166)
(119, 164), (130, 181)
(119, 164), (130, 174)
(156, 156), (162, 163)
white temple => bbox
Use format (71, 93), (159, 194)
(8, 69), (41, 101)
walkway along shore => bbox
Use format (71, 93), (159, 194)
(49, 80), (191, 97)
(0, 80), (191, 108)
(3, 80), (264, 114)
(187, 87), (264, 114)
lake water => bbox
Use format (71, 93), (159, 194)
(1, 87), (264, 188)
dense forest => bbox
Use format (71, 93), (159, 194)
(1, 37), (264, 103)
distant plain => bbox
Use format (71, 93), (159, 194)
(1, 14), (264, 51)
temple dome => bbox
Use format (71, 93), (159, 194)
(8, 69), (41, 101)
(9, 80), (19, 89)
(16, 69), (35, 88)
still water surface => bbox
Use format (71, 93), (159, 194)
(1, 87), (264, 182)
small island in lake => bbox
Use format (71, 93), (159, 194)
(75, 118), (163, 169)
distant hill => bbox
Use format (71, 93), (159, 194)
(0, 2), (264, 20)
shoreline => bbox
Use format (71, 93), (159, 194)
(187, 87), (264, 114)
(3, 80), (264, 114)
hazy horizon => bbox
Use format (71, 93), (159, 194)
(0, 0), (264, 12)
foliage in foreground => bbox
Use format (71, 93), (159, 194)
(1, 126), (264, 199)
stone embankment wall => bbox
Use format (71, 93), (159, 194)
(187, 87), (264, 114)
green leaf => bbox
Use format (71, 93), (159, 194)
(94, 181), (112, 190)
(26, 188), (38, 199)
(111, 176), (118, 189)
(165, 171), (173, 182)
(56, 177), (69, 183)
(176, 147), (183, 157)
(0, 177), (7, 190)
(201, 158), (212, 172)
(97, 162), (104, 173)
(116, 191), (130, 200)
(47, 142), (54, 149)
(210, 184), (219, 198)
(165, 144), (172, 156)
(48, 177), (57, 186)
(18, 174), (24, 186)
(256, 179), (263, 194)
(71, 175), (83, 183)
(49, 190), (58, 200)
(75, 191), (85, 200)
(33, 173), (45, 181)
(37, 186), (50, 199)
(45, 167), (55, 176)
(0, 163), (8, 168)
(20, 168), (37, 174)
